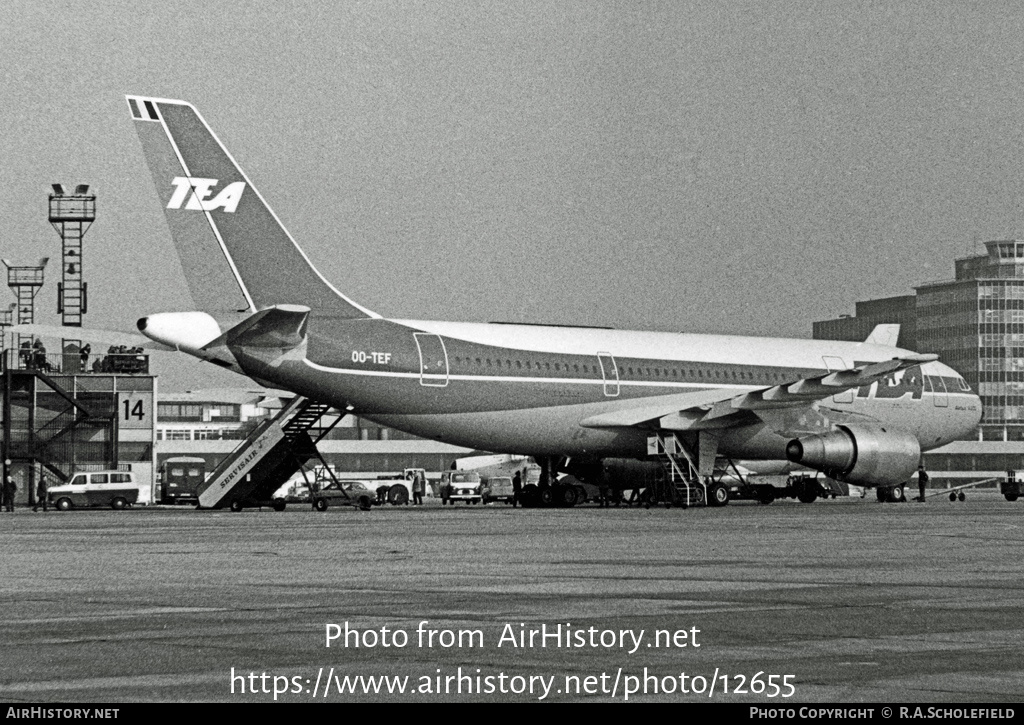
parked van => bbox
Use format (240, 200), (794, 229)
(48, 471), (139, 511)
(160, 457), (205, 504)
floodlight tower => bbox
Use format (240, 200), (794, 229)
(49, 183), (94, 355)
(0, 302), (16, 354)
(2, 259), (48, 355)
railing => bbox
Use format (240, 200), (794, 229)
(3, 349), (150, 375)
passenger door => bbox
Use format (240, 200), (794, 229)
(414, 333), (449, 387)
(597, 353), (620, 397)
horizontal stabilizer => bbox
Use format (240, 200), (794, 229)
(203, 304), (311, 352)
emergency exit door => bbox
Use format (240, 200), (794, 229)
(414, 333), (449, 387)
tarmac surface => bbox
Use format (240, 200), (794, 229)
(1, 491), (1022, 703)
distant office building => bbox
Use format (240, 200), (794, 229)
(815, 240), (1024, 476)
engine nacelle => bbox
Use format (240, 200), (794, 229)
(137, 311), (222, 355)
(785, 424), (920, 488)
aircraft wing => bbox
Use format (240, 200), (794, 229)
(580, 354), (937, 431)
(580, 388), (747, 429)
(731, 353), (936, 410)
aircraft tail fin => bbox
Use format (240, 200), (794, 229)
(127, 95), (377, 321)
(865, 324), (900, 347)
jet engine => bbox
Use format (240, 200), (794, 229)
(785, 424), (920, 488)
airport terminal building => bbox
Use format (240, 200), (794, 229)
(814, 239), (1024, 477)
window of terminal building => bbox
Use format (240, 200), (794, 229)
(158, 403), (203, 421)
(208, 404), (241, 421)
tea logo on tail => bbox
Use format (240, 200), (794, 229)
(167, 176), (246, 213)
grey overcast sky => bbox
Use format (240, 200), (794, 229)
(1, 1), (1023, 390)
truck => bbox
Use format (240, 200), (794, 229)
(370, 467), (429, 505)
(1000, 471), (1023, 502)
(704, 473), (848, 506)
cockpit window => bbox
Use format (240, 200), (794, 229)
(957, 377), (971, 392)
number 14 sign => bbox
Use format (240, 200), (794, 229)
(118, 392), (153, 429)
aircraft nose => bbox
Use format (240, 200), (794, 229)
(958, 393), (984, 438)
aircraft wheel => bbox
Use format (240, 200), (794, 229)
(876, 487), (887, 503)
(230, 500), (244, 512)
(1005, 493), (1019, 502)
(949, 492), (957, 502)
(56, 497), (72, 511)
(707, 482), (729, 507)
(559, 485), (579, 508)
(797, 482), (818, 504)
(314, 498), (328, 512)
(958, 492), (965, 502)
(889, 485), (905, 503)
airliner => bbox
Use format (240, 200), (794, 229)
(126, 95), (982, 505)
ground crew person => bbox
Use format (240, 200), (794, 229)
(512, 471), (522, 508)
(3, 473), (16, 512)
(412, 473), (424, 505)
(917, 466), (929, 502)
(33, 474), (48, 512)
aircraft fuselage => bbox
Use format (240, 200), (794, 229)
(228, 316), (981, 462)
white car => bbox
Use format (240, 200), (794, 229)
(441, 471), (482, 504)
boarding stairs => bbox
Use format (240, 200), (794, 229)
(647, 433), (707, 507)
(196, 396), (344, 509)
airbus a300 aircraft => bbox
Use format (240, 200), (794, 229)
(127, 95), (981, 505)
